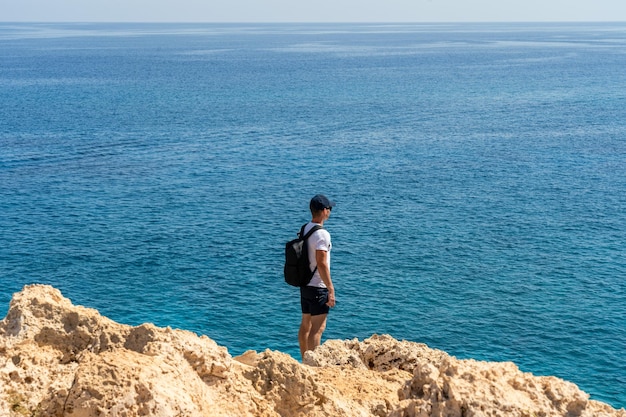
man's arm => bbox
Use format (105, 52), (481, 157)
(315, 250), (335, 307)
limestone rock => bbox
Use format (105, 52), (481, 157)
(304, 336), (625, 417)
(1, 285), (624, 417)
(303, 334), (449, 372)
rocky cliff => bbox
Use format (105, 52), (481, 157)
(1, 285), (623, 417)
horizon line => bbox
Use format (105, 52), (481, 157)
(2, 20), (626, 24)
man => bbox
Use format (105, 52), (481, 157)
(298, 194), (336, 359)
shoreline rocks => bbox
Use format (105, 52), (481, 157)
(1, 284), (624, 417)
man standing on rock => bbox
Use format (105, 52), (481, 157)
(298, 194), (336, 359)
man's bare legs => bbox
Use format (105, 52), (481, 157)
(298, 313), (328, 359)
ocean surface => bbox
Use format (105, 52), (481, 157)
(1, 22), (625, 408)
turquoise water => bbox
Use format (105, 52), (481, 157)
(1, 22), (625, 408)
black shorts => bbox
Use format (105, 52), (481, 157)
(300, 286), (330, 316)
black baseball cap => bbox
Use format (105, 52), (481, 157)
(310, 194), (336, 211)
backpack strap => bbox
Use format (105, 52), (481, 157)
(299, 223), (323, 275)
(299, 223), (323, 240)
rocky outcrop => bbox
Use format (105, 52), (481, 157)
(1, 285), (624, 417)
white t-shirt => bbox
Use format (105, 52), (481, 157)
(303, 222), (331, 288)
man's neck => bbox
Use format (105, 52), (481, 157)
(311, 216), (324, 225)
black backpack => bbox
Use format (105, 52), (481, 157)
(284, 224), (323, 287)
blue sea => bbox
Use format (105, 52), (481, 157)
(1, 22), (625, 408)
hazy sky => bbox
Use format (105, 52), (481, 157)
(2, 0), (626, 23)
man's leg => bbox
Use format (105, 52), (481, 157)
(306, 313), (328, 354)
(299, 314), (312, 359)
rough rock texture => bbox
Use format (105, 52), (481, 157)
(1, 285), (624, 417)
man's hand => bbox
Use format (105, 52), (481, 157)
(316, 249), (335, 307)
(326, 291), (336, 307)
